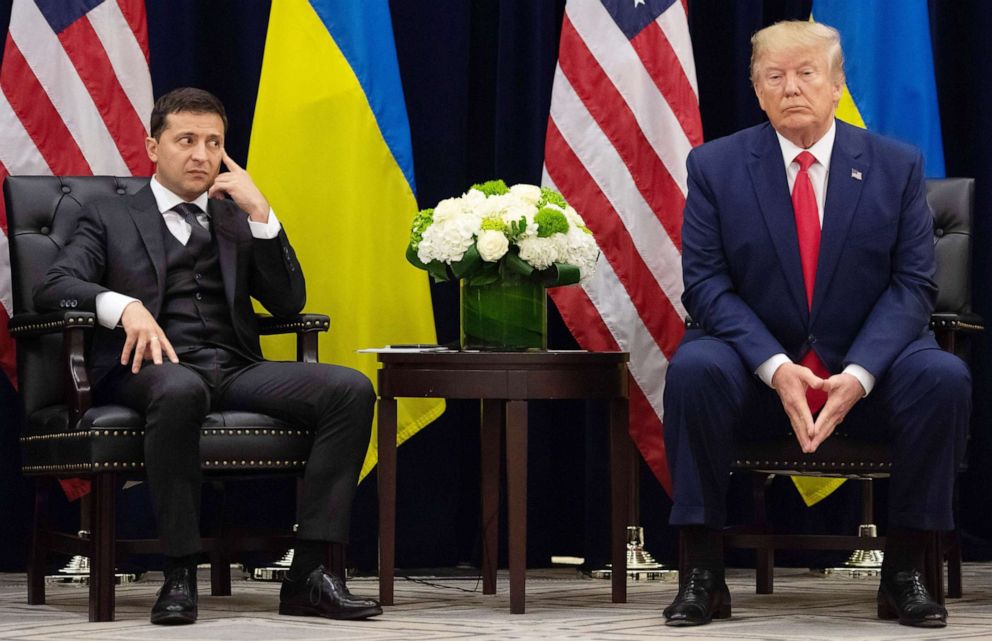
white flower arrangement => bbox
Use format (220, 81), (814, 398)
(407, 180), (600, 287)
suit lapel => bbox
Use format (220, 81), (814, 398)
(746, 123), (809, 321)
(209, 199), (239, 307)
(128, 186), (167, 305)
(810, 121), (868, 324)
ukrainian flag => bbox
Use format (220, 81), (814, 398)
(814, 0), (945, 177)
(248, 0), (444, 479)
(793, 1), (946, 507)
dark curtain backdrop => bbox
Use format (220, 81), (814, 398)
(1, 0), (991, 571)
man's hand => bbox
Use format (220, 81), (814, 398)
(771, 362), (825, 453)
(208, 151), (270, 222)
(808, 373), (864, 452)
(120, 301), (178, 373)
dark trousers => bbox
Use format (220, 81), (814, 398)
(663, 336), (970, 532)
(96, 349), (375, 557)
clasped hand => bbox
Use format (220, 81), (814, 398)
(771, 363), (863, 453)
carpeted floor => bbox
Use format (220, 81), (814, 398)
(0, 564), (989, 640)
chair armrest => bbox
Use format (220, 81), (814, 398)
(10, 311), (95, 424)
(931, 312), (984, 353)
(255, 313), (330, 364)
(930, 312), (984, 334)
(8, 311), (96, 337)
(255, 313), (330, 336)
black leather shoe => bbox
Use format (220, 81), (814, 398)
(150, 567), (197, 625)
(279, 566), (382, 620)
(877, 570), (947, 627)
(663, 568), (731, 626)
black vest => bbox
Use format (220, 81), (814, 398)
(158, 217), (247, 360)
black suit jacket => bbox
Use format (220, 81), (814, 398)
(34, 183), (307, 384)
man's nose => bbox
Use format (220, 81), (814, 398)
(783, 72), (801, 95)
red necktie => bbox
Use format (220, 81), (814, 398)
(792, 151), (829, 413)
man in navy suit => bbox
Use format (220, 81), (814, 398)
(36, 88), (381, 625)
(662, 21), (969, 628)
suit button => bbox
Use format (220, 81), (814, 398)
(195, 292), (203, 301)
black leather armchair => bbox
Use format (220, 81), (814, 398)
(4, 175), (332, 622)
(719, 177), (982, 601)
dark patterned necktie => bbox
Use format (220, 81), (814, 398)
(172, 202), (210, 253)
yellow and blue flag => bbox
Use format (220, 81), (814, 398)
(248, 0), (444, 479)
(814, 0), (945, 176)
(793, 1), (945, 507)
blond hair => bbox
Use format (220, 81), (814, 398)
(750, 20), (845, 84)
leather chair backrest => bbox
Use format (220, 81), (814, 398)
(4, 176), (149, 416)
(927, 177), (974, 315)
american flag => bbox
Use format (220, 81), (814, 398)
(543, 0), (702, 493)
(0, 0), (154, 389)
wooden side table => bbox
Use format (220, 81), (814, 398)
(376, 351), (631, 614)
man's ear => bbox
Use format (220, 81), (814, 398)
(145, 136), (158, 164)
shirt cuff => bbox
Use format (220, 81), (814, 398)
(95, 292), (140, 329)
(756, 353), (791, 388)
(247, 208), (281, 239)
(843, 363), (875, 397)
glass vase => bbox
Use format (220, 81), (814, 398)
(460, 273), (547, 351)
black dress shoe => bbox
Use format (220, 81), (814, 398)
(279, 566), (382, 620)
(150, 567), (197, 625)
(877, 570), (947, 627)
(663, 568), (731, 626)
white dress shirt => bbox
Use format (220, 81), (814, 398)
(94, 175), (282, 329)
(754, 122), (875, 396)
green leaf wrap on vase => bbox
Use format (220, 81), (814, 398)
(460, 272), (547, 351)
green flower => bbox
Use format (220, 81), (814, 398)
(471, 179), (510, 196)
(537, 186), (567, 209)
(410, 207), (434, 250)
(535, 207), (569, 238)
(480, 217), (508, 233)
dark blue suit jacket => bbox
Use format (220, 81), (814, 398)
(680, 119), (938, 381)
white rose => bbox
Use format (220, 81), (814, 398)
(517, 236), (559, 270)
(476, 229), (510, 262)
(509, 183), (542, 205)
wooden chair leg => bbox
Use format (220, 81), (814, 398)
(756, 547), (774, 594)
(753, 473), (774, 594)
(209, 481), (232, 596)
(26, 481), (48, 605)
(923, 531), (945, 605)
(946, 530), (962, 598)
(328, 542), (346, 581)
(89, 474), (117, 622)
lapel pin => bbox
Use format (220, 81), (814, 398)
(851, 168), (863, 181)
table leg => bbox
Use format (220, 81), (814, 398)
(480, 399), (504, 595)
(609, 396), (630, 604)
(505, 400), (528, 614)
(378, 396), (397, 606)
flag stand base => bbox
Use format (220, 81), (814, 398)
(589, 526), (678, 581)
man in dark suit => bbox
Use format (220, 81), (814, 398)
(35, 88), (381, 624)
(662, 21), (969, 628)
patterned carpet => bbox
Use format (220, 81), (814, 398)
(1, 565), (990, 640)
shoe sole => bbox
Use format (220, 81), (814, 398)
(150, 609), (197, 625)
(279, 604), (383, 620)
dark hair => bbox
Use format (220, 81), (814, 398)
(149, 87), (228, 139)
